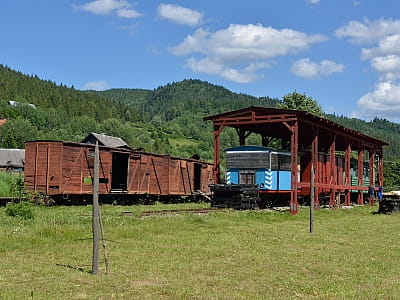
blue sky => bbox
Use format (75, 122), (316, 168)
(1, 0), (400, 122)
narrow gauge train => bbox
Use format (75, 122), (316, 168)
(211, 145), (371, 209)
(24, 140), (214, 204)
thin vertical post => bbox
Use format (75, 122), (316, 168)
(344, 142), (351, 206)
(310, 164), (314, 233)
(311, 127), (320, 209)
(92, 141), (100, 275)
(290, 121), (299, 215)
(357, 146), (364, 205)
(329, 134), (337, 208)
(378, 149), (384, 187)
(213, 125), (222, 184)
(369, 150), (375, 186)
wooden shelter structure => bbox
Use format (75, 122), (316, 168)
(204, 106), (388, 214)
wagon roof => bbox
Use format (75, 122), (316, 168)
(81, 132), (130, 149)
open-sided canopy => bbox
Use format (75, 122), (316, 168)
(204, 106), (388, 151)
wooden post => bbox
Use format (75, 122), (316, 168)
(92, 141), (100, 275)
(311, 127), (320, 209)
(310, 164), (314, 233)
(213, 125), (222, 184)
(344, 142), (351, 206)
(290, 121), (299, 215)
(357, 147), (364, 205)
(329, 134), (337, 209)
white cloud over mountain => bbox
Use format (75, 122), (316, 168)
(170, 24), (326, 83)
(291, 58), (345, 79)
(83, 81), (109, 91)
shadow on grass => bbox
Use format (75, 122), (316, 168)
(56, 263), (91, 273)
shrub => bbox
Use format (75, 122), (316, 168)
(5, 201), (34, 219)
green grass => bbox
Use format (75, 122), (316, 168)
(0, 203), (398, 299)
(168, 137), (199, 147)
(0, 172), (23, 197)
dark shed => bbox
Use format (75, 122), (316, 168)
(0, 148), (25, 170)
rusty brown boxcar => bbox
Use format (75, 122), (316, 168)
(24, 140), (214, 204)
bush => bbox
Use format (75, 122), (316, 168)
(5, 201), (34, 219)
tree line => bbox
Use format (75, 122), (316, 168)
(1, 64), (400, 190)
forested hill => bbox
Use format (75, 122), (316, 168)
(325, 114), (400, 159)
(0, 65), (139, 122)
(94, 79), (278, 122)
(1, 64), (400, 163)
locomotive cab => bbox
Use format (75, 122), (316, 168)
(225, 146), (291, 191)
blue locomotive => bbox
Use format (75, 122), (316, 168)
(225, 146), (291, 191)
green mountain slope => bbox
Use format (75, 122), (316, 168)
(2, 64), (400, 188)
(1, 63), (399, 163)
(93, 79), (278, 122)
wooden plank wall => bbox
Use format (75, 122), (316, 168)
(25, 141), (214, 197)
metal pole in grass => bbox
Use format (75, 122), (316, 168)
(310, 164), (315, 233)
(92, 141), (100, 275)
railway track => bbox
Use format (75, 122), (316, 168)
(0, 197), (21, 206)
(137, 207), (228, 217)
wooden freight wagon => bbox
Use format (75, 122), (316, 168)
(24, 140), (214, 203)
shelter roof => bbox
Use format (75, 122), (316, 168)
(204, 106), (388, 151)
(81, 132), (130, 149)
(0, 149), (25, 168)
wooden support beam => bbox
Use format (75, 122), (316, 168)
(311, 127), (320, 209)
(378, 149), (384, 187)
(262, 136), (273, 147)
(236, 128), (252, 146)
(329, 134), (337, 209)
(213, 124), (223, 184)
(344, 142), (351, 206)
(290, 121), (299, 215)
(369, 151), (375, 186)
(357, 145), (364, 205)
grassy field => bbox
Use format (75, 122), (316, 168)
(0, 172), (23, 198)
(168, 137), (199, 148)
(0, 203), (399, 299)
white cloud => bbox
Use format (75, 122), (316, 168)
(306, 0), (320, 4)
(83, 81), (109, 91)
(335, 18), (400, 44)
(73, 0), (141, 18)
(291, 58), (345, 79)
(361, 34), (400, 60)
(185, 57), (259, 83)
(335, 18), (400, 120)
(370, 55), (400, 80)
(157, 4), (203, 26)
(170, 24), (326, 83)
(357, 81), (400, 120)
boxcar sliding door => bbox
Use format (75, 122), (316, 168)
(111, 152), (129, 191)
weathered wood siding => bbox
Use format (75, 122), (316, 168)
(25, 141), (213, 198)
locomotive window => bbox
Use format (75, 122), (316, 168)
(239, 170), (255, 185)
